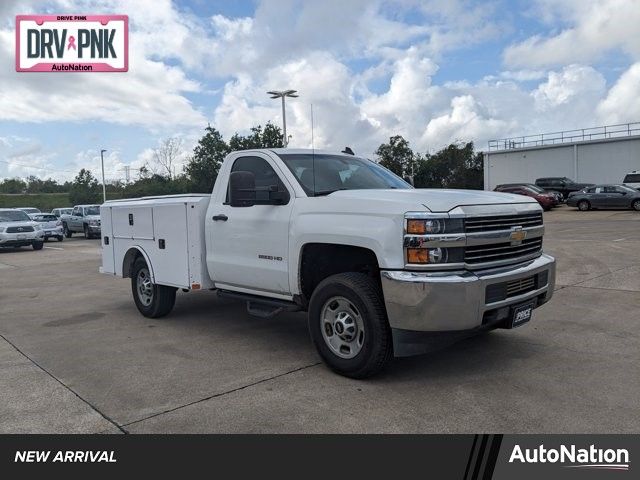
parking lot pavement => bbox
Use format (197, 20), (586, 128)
(1, 207), (639, 433)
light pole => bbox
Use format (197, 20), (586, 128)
(100, 149), (107, 203)
(267, 90), (298, 147)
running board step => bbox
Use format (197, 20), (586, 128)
(217, 290), (302, 319)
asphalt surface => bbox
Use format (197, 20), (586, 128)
(1, 206), (639, 433)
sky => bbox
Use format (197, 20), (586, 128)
(1, 0), (640, 182)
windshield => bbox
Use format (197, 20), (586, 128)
(19, 208), (39, 214)
(0, 210), (31, 222)
(527, 185), (545, 193)
(85, 206), (100, 215)
(277, 154), (411, 196)
(33, 214), (57, 221)
(618, 185), (638, 193)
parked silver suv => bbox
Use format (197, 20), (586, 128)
(0, 209), (45, 250)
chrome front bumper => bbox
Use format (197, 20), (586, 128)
(381, 253), (556, 335)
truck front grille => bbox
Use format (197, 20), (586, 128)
(465, 237), (543, 265)
(6, 226), (35, 233)
(464, 213), (543, 232)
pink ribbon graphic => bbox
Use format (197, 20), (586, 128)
(67, 35), (77, 50)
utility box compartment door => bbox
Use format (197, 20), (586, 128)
(152, 204), (189, 287)
(113, 206), (154, 240)
(100, 206), (115, 274)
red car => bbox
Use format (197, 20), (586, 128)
(494, 185), (556, 210)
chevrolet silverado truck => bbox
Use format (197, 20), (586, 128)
(61, 204), (102, 239)
(100, 149), (556, 378)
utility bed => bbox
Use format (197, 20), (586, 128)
(100, 194), (214, 290)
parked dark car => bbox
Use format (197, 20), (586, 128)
(493, 185), (556, 210)
(495, 183), (562, 204)
(567, 184), (640, 211)
(535, 177), (594, 199)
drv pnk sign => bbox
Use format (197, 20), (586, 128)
(16, 15), (128, 72)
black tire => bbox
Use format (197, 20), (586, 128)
(63, 223), (72, 238)
(57, 235), (64, 242)
(632, 199), (640, 211)
(130, 256), (176, 318)
(577, 200), (590, 211)
(32, 241), (44, 250)
(308, 272), (392, 379)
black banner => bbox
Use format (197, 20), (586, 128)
(0, 434), (636, 478)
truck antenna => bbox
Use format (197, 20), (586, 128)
(311, 103), (316, 196)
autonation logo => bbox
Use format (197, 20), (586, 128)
(509, 444), (630, 471)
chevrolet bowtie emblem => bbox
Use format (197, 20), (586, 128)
(510, 226), (526, 245)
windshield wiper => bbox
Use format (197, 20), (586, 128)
(314, 188), (346, 196)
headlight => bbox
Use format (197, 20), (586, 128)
(0, 227), (5, 233)
(34, 224), (42, 230)
(405, 217), (463, 235)
(407, 247), (449, 264)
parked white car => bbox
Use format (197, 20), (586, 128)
(0, 208), (45, 250)
(623, 171), (640, 190)
(15, 207), (41, 215)
(29, 213), (64, 242)
(101, 149), (556, 378)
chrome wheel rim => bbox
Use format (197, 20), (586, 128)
(320, 296), (365, 359)
(136, 267), (153, 306)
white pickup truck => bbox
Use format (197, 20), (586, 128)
(100, 148), (556, 378)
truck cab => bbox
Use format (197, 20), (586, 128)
(101, 149), (556, 378)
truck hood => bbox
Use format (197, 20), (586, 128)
(328, 188), (537, 212)
(0, 220), (38, 229)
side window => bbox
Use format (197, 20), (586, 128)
(586, 187), (596, 193)
(226, 156), (289, 204)
(594, 187), (603, 194)
(72, 207), (79, 216)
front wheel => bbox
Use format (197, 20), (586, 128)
(63, 223), (72, 238)
(577, 200), (590, 211)
(632, 199), (640, 211)
(131, 257), (176, 318)
(32, 241), (44, 250)
(308, 272), (392, 379)
(84, 224), (91, 239)
(57, 235), (64, 242)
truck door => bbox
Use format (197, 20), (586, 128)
(70, 206), (82, 230)
(207, 154), (293, 295)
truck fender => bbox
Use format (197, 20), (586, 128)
(122, 246), (156, 283)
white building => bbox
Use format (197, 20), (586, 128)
(483, 122), (640, 190)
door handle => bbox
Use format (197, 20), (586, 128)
(212, 214), (228, 221)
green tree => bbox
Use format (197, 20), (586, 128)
(184, 126), (230, 193)
(413, 142), (483, 189)
(228, 122), (284, 151)
(375, 135), (416, 177)
(69, 168), (100, 205)
(0, 178), (27, 193)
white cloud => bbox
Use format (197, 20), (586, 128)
(504, 0), (640, 68)
(597, 62), (640, 125)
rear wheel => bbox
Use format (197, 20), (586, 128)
(308, 272), (392, 379)
(131, 257), (176, 318)
(577, 200), (590, 211)
(632, 199), (640, 211)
